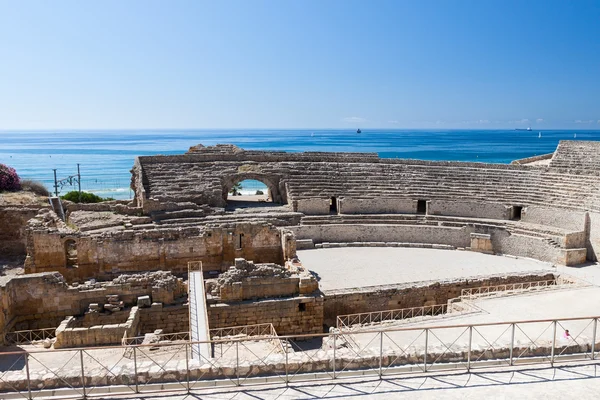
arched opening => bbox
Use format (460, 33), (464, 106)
(224, 176), (283, 210)
(65, 239), (78, 268)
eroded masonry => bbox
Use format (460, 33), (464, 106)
(2, 140), (600, 350)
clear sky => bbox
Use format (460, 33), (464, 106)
(1, 0), (599, 130)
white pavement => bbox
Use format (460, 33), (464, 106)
(93, 363), (600, 399)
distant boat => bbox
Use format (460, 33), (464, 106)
(311, 132), (314, 137)
(574, 133), (577, 138)
(515, 127), (532, 131)
(356, 129), (362, 134)
(538, 132), (542, 138)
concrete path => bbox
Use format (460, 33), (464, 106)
(92, 363), (600, 399)
(189, 270), (211, 361)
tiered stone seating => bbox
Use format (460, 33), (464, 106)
(299, 214), (574, 249)
(135, 142), (600, 214)
(549, 140), (600, 170)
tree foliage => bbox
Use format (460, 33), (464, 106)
(61, 191), (114, 203)
(0, 164), (21, 191)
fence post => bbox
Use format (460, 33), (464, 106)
(24, 353), (32, 400)
(509, 323), (515, 366)
(133, 347), (139, 393)
(551, 320), (557, 366)
(333, 333), (337, 379)
(185, 343), (190, 392)
(467, 326), (472, 372)
(285, 341), (289, 386)
(592, 318), (598, 361)
(379, 331), (383, 378)
(236, 341), (240, 386)
(80, 349), (86, 399)
(424, 329), (428, 372)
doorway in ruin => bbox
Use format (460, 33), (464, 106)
(223, 174), (284, 210)
(65, 240), (78, 268)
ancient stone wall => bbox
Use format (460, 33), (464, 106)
(54, 307), (140, 348)
(427, 200), (511, 220)
(26, 221), (284, 282)
(206, 258), (317, 302)
(138, 304), (189, 334)
(522, 206), (587, 231)
(0, 271), (185, 341)
(290, 224), (473, 248)
(586, 211), (600, 261)
(208, 294), (324, 336)
(133, 143), (600, 214)
(321, 272), (556, 327)
(0, 206), (43, 256)
(338, 198), (416, 214)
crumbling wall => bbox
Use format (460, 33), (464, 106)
(0, 206), (43, 256)
(322, 271), (556, 327)
(54, 306), (140, 348)
(0, 271), (185, 337)
(207, 294), (324, 336)
(26, 220), (285, 282)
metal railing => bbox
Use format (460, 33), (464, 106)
(1, 315), (599, 399)
(460, 278), (580, 301)
(209, 323), (278, 339)
(121, 331), (191, 346)
(4, 328), (56, 345)
(337, 304), (450, 330)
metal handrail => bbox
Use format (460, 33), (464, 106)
(460, 279), (580, 301)
(4, 327), (57, 345)
(210, 323), (277, 338)
(1, 315), (599, 399)
(337, 304), (449, 329)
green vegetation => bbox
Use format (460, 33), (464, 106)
(255, 190), (264, 195)
(229, 182), (242, 196)
(61, 191), (114, 203)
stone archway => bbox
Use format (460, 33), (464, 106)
(222, 173), (285, 204)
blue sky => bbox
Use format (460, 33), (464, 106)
(0, 0), (599, 130)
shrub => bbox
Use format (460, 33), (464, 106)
(255, 190), (264, 195)
(60, 191), (114, 203)
(20, 180), (50, 197)
(0, 164), (21, 191)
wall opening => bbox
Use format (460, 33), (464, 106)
(65, 240), (78, 268)
(512, 206), (523, 221)
(225, 178), (277, 210)
(417, 200), (427, 214)
(298, 303), (306, 312)
(236, 233), (244, 250)
(330, 197), (337, 213)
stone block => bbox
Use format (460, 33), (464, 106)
(137, 295), (151, 308)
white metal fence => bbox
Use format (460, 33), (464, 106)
(1, 315), (599, 399)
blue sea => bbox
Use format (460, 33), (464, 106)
(1, 129), (599, 200)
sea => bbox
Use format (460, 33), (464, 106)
(1, 129), (599, 200)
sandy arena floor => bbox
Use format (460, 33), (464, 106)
(297, 247), (555, 291)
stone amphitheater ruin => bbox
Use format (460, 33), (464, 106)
(2, 140), (600, 397)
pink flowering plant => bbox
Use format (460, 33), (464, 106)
(0, 164), (21, 191)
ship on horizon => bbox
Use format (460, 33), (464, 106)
(515, 127), (532, 131)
